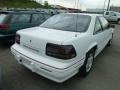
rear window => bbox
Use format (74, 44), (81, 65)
(40, 14), (91, 32)
(0, 14), (7, 24)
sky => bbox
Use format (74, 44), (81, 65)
(37, 0), (120, 10)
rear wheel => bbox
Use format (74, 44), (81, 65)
(107, 39), (112, 47)
(81, 50), (95, 76)
(107, 34), (113, 47)
(118, 19), (120, 24)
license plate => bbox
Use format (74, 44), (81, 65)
(15, 55), (21, 61)
(22, 58), (31, 65)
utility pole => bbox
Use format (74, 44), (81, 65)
(107, 0), (111, 11)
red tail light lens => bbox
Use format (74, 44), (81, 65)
(15, 34), (20, 44)
(46, 43), (76, 60)
(0, 24), (8, 30)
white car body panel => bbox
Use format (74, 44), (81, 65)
(11, 13), (114, 83)
(11, 44), (84, 83)
(20, 27), (80, 51)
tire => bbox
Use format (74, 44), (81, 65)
(118, 19), (120, 24)
(107, 34), (113, 47)
(81, 50), (95, 76)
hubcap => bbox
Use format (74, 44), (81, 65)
(86, 54), (93, 72)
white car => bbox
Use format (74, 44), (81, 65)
(11, 13), (114, 83)
(104, 11), (120, 24)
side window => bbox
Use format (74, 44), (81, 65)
(94, 18), (103, 34)
(32, 14), (44, 23)
(105, 12), (109, 15)
(110, 12), (116, 16)
(99, 17), (109, 29)
(11, 14), (31, 23)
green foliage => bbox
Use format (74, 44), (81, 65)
(44, 1), (51, 9)
(44, 1), (48, 7)
(0, 0), (52, 8)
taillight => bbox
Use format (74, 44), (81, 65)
(0, 24), (8, 30)
(15, 34), (20, 44)
(46, 43), (76, 60)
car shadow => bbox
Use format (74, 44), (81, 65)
(0, 42), (14, 49)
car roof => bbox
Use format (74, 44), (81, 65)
(61, 13), (102, 17)
(0, 10), (50, 14)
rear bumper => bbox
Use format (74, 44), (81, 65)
(11, 44), (84, 83)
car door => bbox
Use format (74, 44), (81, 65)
(109, 12), (118, 22)
(8, 13), (31, 34)
(93, 17), (106, 53)
(99, 17), (112, 45)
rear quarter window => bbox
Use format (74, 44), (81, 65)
(94, 17), (103, 34)
(99, 17), (109, 29)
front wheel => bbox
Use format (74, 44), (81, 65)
(81, 50), (94, 76)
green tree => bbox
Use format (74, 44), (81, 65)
(44, 1), (49, 8)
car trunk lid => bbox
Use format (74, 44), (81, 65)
(19, 27), (77, 52)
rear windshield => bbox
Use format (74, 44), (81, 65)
(0, 14), (7, 24)
(40, 14), (91, 32)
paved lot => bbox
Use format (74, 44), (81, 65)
(0, 25), (120, 90)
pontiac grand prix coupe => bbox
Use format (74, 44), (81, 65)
(11, 13), (114, 83)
